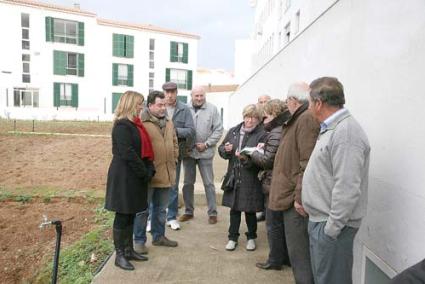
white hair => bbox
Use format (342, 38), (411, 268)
(287, 82), (310, 103)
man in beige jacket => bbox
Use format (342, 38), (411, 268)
(134, 90), (179, 253)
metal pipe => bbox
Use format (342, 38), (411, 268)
(51, 220), (62, 284)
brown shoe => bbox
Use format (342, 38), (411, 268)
(208, 216), (217, 224)
(178, 214), (193, 222)
(152, 236), (178, 247)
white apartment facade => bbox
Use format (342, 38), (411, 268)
(0, 0), (199, 120)
(232, 0), (425, 283)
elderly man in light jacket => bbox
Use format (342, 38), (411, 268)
(179, 86), (224, 224)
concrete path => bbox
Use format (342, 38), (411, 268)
(93, 205), (294, 284)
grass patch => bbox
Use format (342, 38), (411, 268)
(34, 204), (114, 284)
(14, 195), (32, 203)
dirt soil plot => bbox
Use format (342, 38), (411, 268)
(0, 198), (98, 284)
(0, 134), (111, 194)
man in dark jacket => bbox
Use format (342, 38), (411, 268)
(268, 82), (320, 284)
(163, 82), (195, 230)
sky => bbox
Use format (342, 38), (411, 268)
(47, 0), (255, 71)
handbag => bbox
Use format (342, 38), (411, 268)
(221, 170), (235, 192)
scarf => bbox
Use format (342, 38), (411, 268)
(238, 124), (256, 151)
(133, 117), (154, 161)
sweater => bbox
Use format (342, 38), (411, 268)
(302, 109), (370, 239)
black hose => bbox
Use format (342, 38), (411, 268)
(51, 221), (62, 284)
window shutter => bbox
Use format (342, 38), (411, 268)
(126, 35), (134, 58)
(53, 50), (66, 75)
(170, 41), (177, 62)
(112, 63), (118, 86)
(71, 84), (78, 108)
(127, 64), (134, 87)
(78, 22), (84, 46)
(78, 53), (84, 77)
(45, 17), (53, 42)
(177, 95), (187, 103)
(112, 34), (119, 57)
(53, 82), (60, 107)
(187, 70), (193, 90)
(183, 43), (189, 63)
(112, 93), (123, 113)
(165, 68), (170, 82)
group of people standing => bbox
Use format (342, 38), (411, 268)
(104, 77), (371, 284)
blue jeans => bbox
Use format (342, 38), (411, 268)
(167, 159), (182, 221)
(134, 187), (170, 243)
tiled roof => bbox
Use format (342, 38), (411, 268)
(203, 85), (239, 93)
(2, 0), (96, 16)
(97, 18), (200, 39)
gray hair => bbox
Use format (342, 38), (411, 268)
(287, 82), (310, 103)
(309, 77), (345, 107)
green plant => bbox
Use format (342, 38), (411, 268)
(14, 195), (32, 203)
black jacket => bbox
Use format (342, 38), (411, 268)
(251, 111), (290, 195)
(105, 119), (154, 214)
(218, 122), (266, 212)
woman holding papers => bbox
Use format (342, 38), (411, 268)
(218, 104), (265, 252)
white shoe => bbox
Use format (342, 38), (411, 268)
(225, 240), (238, 251)
(246, 239), (256, 251)
(166, 220), (181, 230)
(146, 220), (151, 232)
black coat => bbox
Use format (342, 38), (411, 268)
(251, 111), (290, 195)
(218, 122), (266, 212)
(105, 119), (154, 214)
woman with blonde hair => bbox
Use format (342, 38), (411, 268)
(105, 91), (155, 270)
(251, 99), (292, 270)
(218, 104), (266, 251)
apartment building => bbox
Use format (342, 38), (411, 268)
(0, 0), (199, 120)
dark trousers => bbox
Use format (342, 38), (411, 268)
(228, 209), (257, 241)
(284, 207), (314, 284)
(114, 213), (135, 230)
(266, 208), (290, 266)
(308, 221), (358, 284)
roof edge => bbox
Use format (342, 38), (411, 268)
(97, 18), (201, 40)
(2, 0), (96, 17)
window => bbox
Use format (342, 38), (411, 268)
(170, 41), (188, 63)
(22, 74), (31, 83)
(284, 22), (291, 44)
(166, 68), (193, 90)
(46, 17), (84, 45)
(23, 62), (30, 73)
(294, 11), (300, 35)
(53, 50), (84, 76)
(53, 82), (78, 107)
(112, 34), (134, 58)
(22, 53), (30, 83)
(21, 13), (29, 28)
(149, 39), (155, 69)
(285, 0), (291, 12)
(13, 88), (39, 107)
(112, 63), (133, 86)
(112, 93), (123, 113)
(22, 40), (30, 49)
(149, 72), (154, 89)
(67, 53), (77, 75)
(22, 29), (29, 40)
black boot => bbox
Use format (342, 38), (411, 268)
(124, 226), (148, 262)
(113, 228), (135, 270)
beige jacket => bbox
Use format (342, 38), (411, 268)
(141, 109), (179, 188)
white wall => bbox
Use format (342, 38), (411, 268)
(231, 0), (425, 282)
